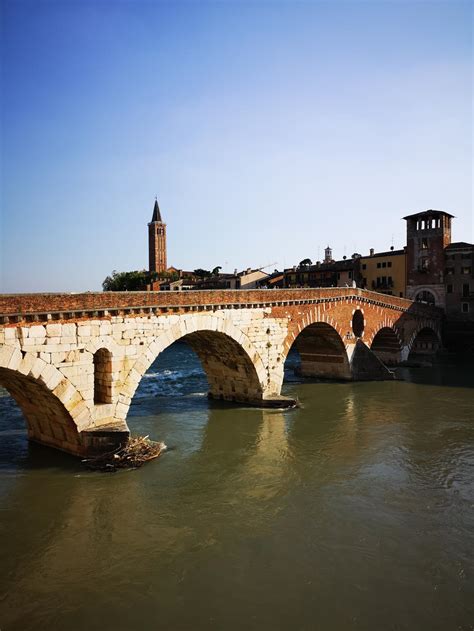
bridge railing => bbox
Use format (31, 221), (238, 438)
(0, 288), (443, 324)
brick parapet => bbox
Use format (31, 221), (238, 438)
(0, 288), (442, 325)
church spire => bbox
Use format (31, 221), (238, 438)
(151, 197), (163, 223)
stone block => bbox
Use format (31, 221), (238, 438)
(7, 348), (22, 371)
(62, 323), (77, 337)
(29, 325), (46, 339)
(4, 327), (18, 341)
(18, 352), (37, 376)
(30, 357), (47, 379)
(46, 323), (62, 337)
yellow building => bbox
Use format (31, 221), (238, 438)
(360, 248), (406, 298)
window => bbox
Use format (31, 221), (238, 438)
(388, 276), (393, 285)
(462, 303), (469, 313)
(348, 271), (353, 279)
(416, 290), (435, 305)
(421, 238), (428, 249)
(387, 261), (392, 268)
(420, 258), (428, 270)
(462, 267), (471, 275)
(461, 253), (471, 259)
(463, 284), (470, 297)
(445, 267), (454, 275)
(377, 262), (381, 269)
(399, 292), (403, 297)
(362, 264), (367, 270)
(447, 284), (453, 294)
(382, 262), (387, 268)
(93, 348), (113, 404)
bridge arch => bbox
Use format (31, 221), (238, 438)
(283, 319), (351, 380)
(0, 347), (87, 455)
(119, 318), (268, 414)
(370, 326), (403, 365)
(408, 325), (441, 358)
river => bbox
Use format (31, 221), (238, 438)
(0, 343), (473, 630)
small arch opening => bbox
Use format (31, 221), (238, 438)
(415, 290), (436, 306)
(352, 310), (364, 337)
(409, 327), (440, 359)
(93, 348), (113, 404)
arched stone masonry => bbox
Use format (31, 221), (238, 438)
(0, 346), (85, 455)
(116, 315), (285, 424)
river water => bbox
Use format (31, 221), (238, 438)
(0, 344), (473, 631)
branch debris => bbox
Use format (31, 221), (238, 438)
(82, 435), (167, 472)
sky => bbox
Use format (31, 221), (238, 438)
(1, 0), (472, 292)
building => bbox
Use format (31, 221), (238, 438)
(148, 198), (167, 273)
(444, 241), (474, 319)
(404, 209), (453, 307)
(359, 247), (406, 297)
(283, 252), (361, 288)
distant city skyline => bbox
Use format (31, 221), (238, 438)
(1, 0), (472, 293)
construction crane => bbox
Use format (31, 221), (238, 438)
(256, 261), (278, 272)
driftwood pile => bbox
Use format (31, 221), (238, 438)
(82, 435), (167, 472)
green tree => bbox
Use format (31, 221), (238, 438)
(211, 266), (222, 276)
(102, 270), (154, 291)
(299, 258), (312, 268)
(193, 268), (212, 279)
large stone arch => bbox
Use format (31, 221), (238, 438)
(117, 318), (269, 419)
(282, 314), (351, 380)
(0, 346), (88, 455)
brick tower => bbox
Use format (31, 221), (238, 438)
(404, 209), (453, 307)
(148, 198), (167, 273)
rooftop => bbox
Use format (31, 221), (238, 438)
(403, 209), (454, 220)
(446, 241), (474, 250)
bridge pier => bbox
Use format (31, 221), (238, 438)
(349, 340), (395, 381)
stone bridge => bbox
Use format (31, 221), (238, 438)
(0, 288), (442, 456)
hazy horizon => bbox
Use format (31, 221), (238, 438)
(1, 0), (472, 292)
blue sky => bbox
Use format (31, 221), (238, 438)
(1, 0), (472, 292)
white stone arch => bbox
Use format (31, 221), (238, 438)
(116, 316), (269, 418)
(0, 345), (90, 454)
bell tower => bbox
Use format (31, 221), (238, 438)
(148, 198), (167, 273)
